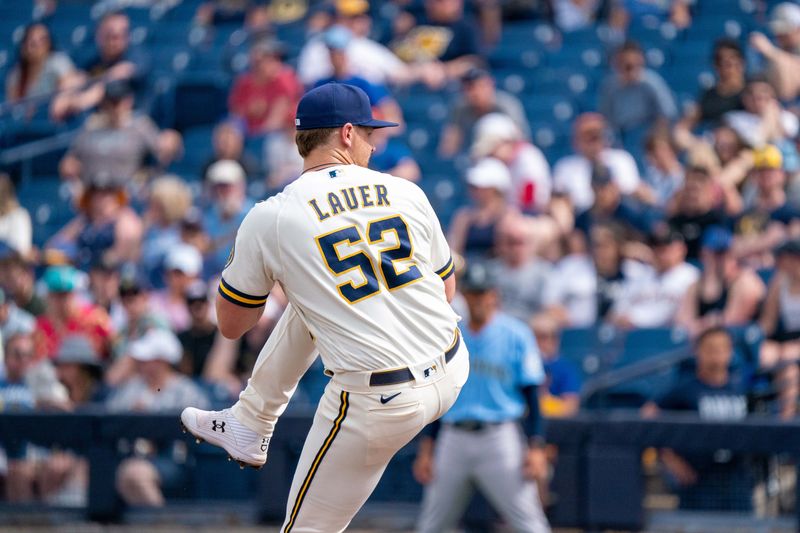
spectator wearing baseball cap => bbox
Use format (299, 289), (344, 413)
(53, 334), (108, 407)
(149, 244), (203, 332)
(177, 280), (216, 378)
(574, 161), (663, 239)
(107, 328), (209, 507)
(105, 266), (168, 386)
(471, 113), (551, 213)
(676, 226), (766, 337)
(448, 158), (516, 261)
(228, 38), (303, 136)
(553, 113), (645, 213)
(439, 68), (530, 159)
(59, 76), (182, 187)
(34, 265), (112, 361)
(203, 159), (254, 276)
(749, 2), (800, 102)
(733, 144), (799, 267)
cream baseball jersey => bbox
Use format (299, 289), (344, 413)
(219, 164), (458, 372)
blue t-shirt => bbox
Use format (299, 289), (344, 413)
(442, 313), (544, 424)
(203, 199), (255, 277)
(0, 380), (35, 412)
(313, 76), (389, 107)
(370, 139), (413, 173)
(543, 357), (581, 397)
(657, 376), (748, 420)
(657, 375), (749, 470)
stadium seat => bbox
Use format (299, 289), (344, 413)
(603, 327), (691, 406)
(171, 73), (230, 131)
(559, 325), (625, 382)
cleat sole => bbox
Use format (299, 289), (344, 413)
(180, 417), (265, 471)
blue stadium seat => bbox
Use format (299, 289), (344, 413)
(171, 73), (230, 131)
(177, 125), (215, 178)
(559, 325), (625, 382)
(17, 176), (74, 246)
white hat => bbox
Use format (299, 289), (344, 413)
(466, 157), (512, 192)
(164, 243), (203, 277)
(129, 328), (183, 365)
(471, 113), (522, 159)
(770, 2), (800, 35)
(206, 159), (245, 185)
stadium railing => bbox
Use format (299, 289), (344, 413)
(1, 410), (799, 529)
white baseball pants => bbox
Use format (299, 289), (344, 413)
(230, 304), (469, 532)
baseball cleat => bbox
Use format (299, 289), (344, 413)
(180, 407), (270, 470)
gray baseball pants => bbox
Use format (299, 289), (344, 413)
(416, 422), (551, 533)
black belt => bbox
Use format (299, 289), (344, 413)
(368, 330), (461, 387)
(447, 420), (504, 432)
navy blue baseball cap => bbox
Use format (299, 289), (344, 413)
(701, 226), (733, 252)
(295, 83), (398, 131)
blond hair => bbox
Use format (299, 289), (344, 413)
(149, 175), (192, 224)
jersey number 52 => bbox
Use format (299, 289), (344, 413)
(316, 215), (423, 304)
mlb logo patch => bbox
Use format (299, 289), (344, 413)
(423, 364), (439, 379)
(329, 169), (340, 178)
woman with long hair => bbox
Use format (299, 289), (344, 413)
(5, 23), (75, 102)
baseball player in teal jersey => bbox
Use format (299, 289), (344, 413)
(181, 83), (469, 532)
(413, 261), (551, 533)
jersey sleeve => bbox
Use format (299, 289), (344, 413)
(423, 194), (454, 281)
(218, 202), (277, 308)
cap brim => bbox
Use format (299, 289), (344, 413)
(359, 119), (399, 129)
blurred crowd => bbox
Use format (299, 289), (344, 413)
(1, 0), (800, 515)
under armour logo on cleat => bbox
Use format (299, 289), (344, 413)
(380, 392), (401, 404)
(212, 420), (225, 432)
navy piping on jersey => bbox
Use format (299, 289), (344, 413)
(218, 277), (269, 308)
(436, 257), (455, 280)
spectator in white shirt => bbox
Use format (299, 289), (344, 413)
(542, 232), (598, 327)
(610, 230), (700, 329)
(553, 113), (644, 213)
(0, 175), (32, 257)
(471, 113), (552, 213)
(297, 0), (410, 87)
(723, 76), (799, 148)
